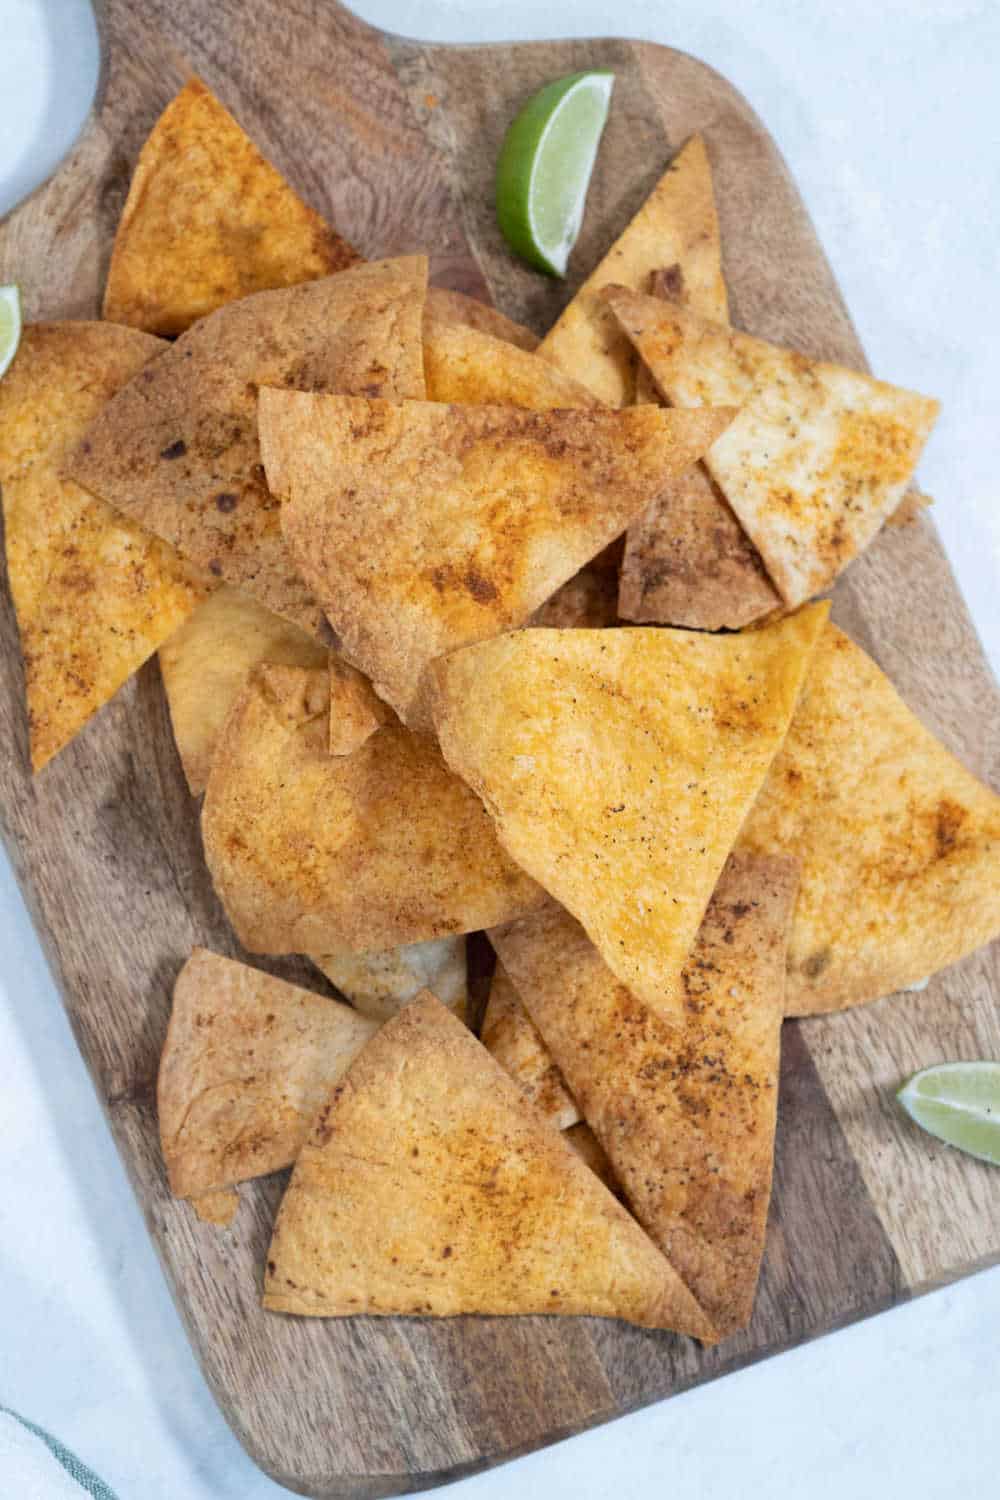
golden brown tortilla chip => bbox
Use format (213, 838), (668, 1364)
(605, 286), (940, 607)
(492, 851), (797, 1337)
(432, 605), (827, 1018)
(311, 937), (468, 1023)
(190, 1190), (240, 1226)
(103, 77), (360, 336)
(564, 1123), (622, 1197)
(159, 585), (327, 795)
(326, 655), (392, 755)
(158, 948), (376, 1199)
(0, 323), (208, 772)
(423, 318), (598, 408)
(263, 992), (714, 1336)
(538, 136), (728, 405)
(482, 962), (580, 1129)
(266, 393), (734, 727)
(739, 624), (1000, 1013)
(70, 258), (428, 639)
(202, 663), (545, 956)
(424, 287), (539, 351)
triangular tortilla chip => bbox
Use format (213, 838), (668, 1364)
(263, 992), (714, 1336)
(311, 936), (468, 1023)
(564, 1123), (621, 1197)
(739, 624), (1000, 1013)
(158, 949), (376, 1198)
(482, 961), (580, 1129)
(605, 285), (940, 606)
(424, 287), (539, 351)
(423, 318), (598, 408)
(620, 268), (780, 629)
(0, 323), (208, 771)
(159, 584), (327, 795)
(202, 663), (545, 955)
(492, 851), (798, 1337)
(70, 258), (428, 639)
(103, 77), (360, 336)
(265, 393), (734, 727)
(538, 136), (728, 405)
(432, 605), (827, 1017)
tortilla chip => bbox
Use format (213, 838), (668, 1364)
(159, 585), (327, 795)
(564, 1123), (622, 1197)
(620, 270), (780, 630)
(0, 323), (208, 772)
(432, 605), (827, 1018)
(538, 136), (728, 406)
(605, 286), (940, 607)
(528, 567), (619, 629)
(739, 624), (1000, 1014)
(423, 318), (598, 408)
(424, 287), (539, 351)
(311, 937), (468, 1023)
(70, 258), (428, 639)
(482, 962), (580, 1129)
(190, 1190), (239, 1226)
(492, 851), (797, 1337)
(158, 948), (376, 1198)
(202, 663), (545, 956)
(103, 77), (360, 336)
(886, 488), (932, 527)
(326, 655), (392, 756)
(263, 992), (714, 1336)
(266, 393), (734, 727)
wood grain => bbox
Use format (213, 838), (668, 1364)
(0, 2), (997, 1495)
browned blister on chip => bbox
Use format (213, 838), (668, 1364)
(70, 258), (428, 640)
(492, 851), (798, 1337)
(266, 393), (734, 727)
(311, 937), (468, 1023)
(539, 136), (729, 406)
(0, 323), (209, 771)
(739, 624), (1000, 1013)
(160, 585), (327, 795)
(432, 606), (827, 1018)
(424, 287), (539, 351)
(605, 285), (939, 607)
(158, 949), (376, 1198)
(482, 962), (580, 1129)
(263, 992), (715, 1337)
(202, 664), (545, 956)
(103, 76), (360, 336)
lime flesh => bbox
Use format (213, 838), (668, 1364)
(898, 1060), (1000, 1166)
(0, 284), (21, 380)
(496, 71), (614, 277)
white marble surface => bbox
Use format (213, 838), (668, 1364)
(1, 1), (998, 1496)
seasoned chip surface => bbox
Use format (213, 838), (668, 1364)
(482, 962), (580, 1129)
(432, 607), (827, 1018)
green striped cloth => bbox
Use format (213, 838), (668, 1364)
(0, 1406), (120, 1499)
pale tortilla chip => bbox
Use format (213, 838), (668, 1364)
(158, 948), (376, 1198)
(0, 323), (208, 771)
(538, 136), (728, 406)
(70, 258), (428, 639)
(263, 992), (714, 1337)
(424, 287), (539, 351)
(202, 663), (545, 955)
(482, 962), (580, 1129)
(103, 77), (360, 336)
(605, 286), (940, 607)
(266, 393), (734, 727)
(190, 1189), (239, 1226)
(432, 605), (827, 1018)
(311, 936), (468, 1023)
(739, 624), (1000, 1013)
(528, 567), (619, 629)
(423, 318), (598, 408)
(492, 851), (797, 1337)
(620, 269), (780, 630)
(159, 584), (327, 795)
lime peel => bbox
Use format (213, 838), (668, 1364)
(0, 284), (22, 381)
(897, 1060), (1000, 1167)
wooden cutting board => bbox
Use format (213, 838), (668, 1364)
(2, 1), (998, 1494)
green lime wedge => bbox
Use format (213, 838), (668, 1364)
(496, 70), (614, 277)
(0, 284), (22, 381)
(898, 1061), (1000, 1166)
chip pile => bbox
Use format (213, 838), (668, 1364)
(2, 78), (999, 1342)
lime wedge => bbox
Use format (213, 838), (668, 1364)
(0, 284), (22, 380)
(898, 1061), (1000, 1166)
(496, 71), (614, 277)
